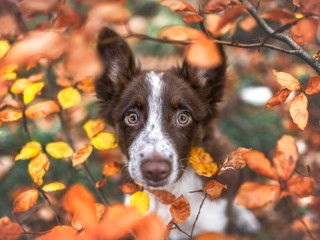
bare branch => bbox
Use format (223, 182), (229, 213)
(190, 193), (207, 239)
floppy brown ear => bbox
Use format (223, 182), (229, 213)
(95, 28), (140, 125)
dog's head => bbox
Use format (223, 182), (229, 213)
(95, 28), (226, 188)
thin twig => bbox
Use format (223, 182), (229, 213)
(172, 222), (191, 238)
(20, 103), (31, 142)
(38, 189), (61, 225)
(190, 193), (207, 239)
(22, 230), (51, 235)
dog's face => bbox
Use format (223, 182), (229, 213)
(96, 28), (226, 188)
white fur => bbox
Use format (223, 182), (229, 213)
(128, 71), (179, 185)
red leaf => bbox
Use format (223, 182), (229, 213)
(305, 76), (320, 95)
(169, 195), (190, 224)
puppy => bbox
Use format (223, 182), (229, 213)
(95, 28), (259, 239)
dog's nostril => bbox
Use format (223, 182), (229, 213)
(139, 153), (144, 158)
(141, 160), (171, 182)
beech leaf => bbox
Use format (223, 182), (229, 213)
(15, 141), (42, 161)
(203, 180), (227, 200)
(25, 100), (60, 119)
(272, 70), (301, 91)
(170, 195), (190, 224)
(46, 141), (74, 159)
(265, 89), (292, 109)
(28, 152), (50, 186)
(12, 189), (39, 214)
(72, 144), (93, 167)
(91, 132), (118, 150)
(57, 87), (81, 109)
(129, 191), (150, 215)
(42, 182), (66, 192)
(305, 76), (320, 95)
(289, 93), (308, 130)
(189, 147), (217, 177)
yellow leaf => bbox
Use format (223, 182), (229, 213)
(10, 78), (29, 94)
(72, 144), (93, 167)
(42, 182), (66, 192)
(189, 147), (217, 177)
(46, 141), (74, 159)
(15, 141), (42, 160)
(12, 189), (39, 214)
(0, 40), (10, 58)
(272, 70), (301, 91)
(289, 92), (308, 130)
(83, 119), (106, 139)
(57, 87), (81, 109)
(1, 71), (17, 81)
(129, 191), (150, 215)
(91, 132), (118, 150)
(23, 82), (45, 104)
(28, 152), (50, 186)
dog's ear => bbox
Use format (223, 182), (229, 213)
(95, 28), (140, 124)
(174, 46), (226, 117)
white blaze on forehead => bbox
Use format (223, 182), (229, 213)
(128, 71), (179, 185)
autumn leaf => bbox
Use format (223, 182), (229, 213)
(160, 25), (206, 41)
(0, 217), (23, 240)
(102, 161), (120, 177)
(17, 0), (60, 17)
(46, 141), (74, 159)
(160, 0), (196, 13)
(72, 144), (93, 167)
(221, 147), (250, 172)
(265, 89), (292, 109)
(272, 70), (301, 91)
(95, 203), (106, 222)
(305, 76), (320, 95)
(170, 195), (190, 224)
(235, 182), (280, 208)
(204, 0), (229, 13)
(76, 77), (95, 93)
(15, 141), (42, 161)
(83, 119), (106, 139)
(194, 232), (239, 240)
(289, 92), (308, 130)
(91, 132), (118, 150)
(183, 14), (204, 24)
(129, 191), (150, 215)
(10, 78), (29, 94)
(189, 147), (217, 177)
(0, 40), (10, 58)
(28, 152), (50, 186)
(42, 182), (66, 193)
(287, 175), (315, 198)
(244, 150), (276, 179)
(37, 226), (78, 240)
(0, 108), (22, 123)
(25, 100), (60, 119)
(133, 213), (165, 240)
(12, 189), (39, 214)
(149, 189), (176, 205)
(57, 87), (81, 109)
(204, 180), (227, 200)
(23, 82), (45, 104)
(95, 178), (107, 188)
(121, 183), (139, 195)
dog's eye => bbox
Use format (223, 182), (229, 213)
(125, 113), (139, 125)
(177, 113), (191, 125)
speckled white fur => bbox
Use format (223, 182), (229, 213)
(127, 71), (179, 186)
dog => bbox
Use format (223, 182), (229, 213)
(95, 28), (260, 239)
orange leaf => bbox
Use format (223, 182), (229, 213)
(287, 175), (315, 198)
(160, 25), (206, 41)
(76, 77), (95, 93)
(121, 183), (139, 195)
(63, 184), (96, 228)
(160, 0), (196, 13)
(25, 100), (60, 119)
(169, 195), (190, 224)
(0, 217), (23, 240)
(183, 14), (204, 24)
(12, 189), (39, 214)
(149, 189), (176, 205)
(289, 92), (308, 130)
(0, 108), (22, 123)
(186, 40), (223, 68)
(244, 150), (276, 179)
(72, 144), (93, 167)
(260, 9), (296, 24)
(95, 178), (107, 188)
(203, 180), (227, 200)
(83, 119), (106, 139)
(37, 226), (78, 240)
(273, 135), (298, 180)
(265, 89), (292, 109)
(305, 76), (320, 95)
(102, 161), (120, 177)
(194, 232), (238, 240)
(290, 18), (318, 44)
(272, 70), (301, 91)
(235, 182), (280, 208)
(28, 152), (50, 186)
(204, 0), (229, 13)
(133, 213), (165, 240)
(221, 147), (250, 172)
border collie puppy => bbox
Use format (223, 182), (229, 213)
(95, 28), (259, 238)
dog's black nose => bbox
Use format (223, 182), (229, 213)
(141, 159), (171, 184)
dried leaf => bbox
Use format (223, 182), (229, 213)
(305, 76), (320, 95)
(95, 178), (107, 188)
(160, 25), (206, 41)
(76, 77), (95, 93)
(265, 89), (292, 109)
(239, 15), (257, 32)
(91, 132), (118, 150)
(194, 232), (239, 240)
(54, 3), (81, 29)
(235, 182), (280, 208)
(0, 40), (10, 58)
(23, 82), (45, 105)
(293, 0), (300, 7)
(0, 108), (22, 123)
(189, 147), (217, 177)
(17, 0), (60, 17)
(289, 93), (308, 130)
(0, 217), (23, 240)
(15, 141), (42, 161)
(121, 183), (139, 195)
(170, 195), (190, 224)
(221, 147), (250, 172)
(204, 180), (227, 200)
(57, 87), (81, 109)
(204, 0), (229, 13)
(129, 191), (150, 215)
(28, 152), (50, 186)
(272, 70), (301, 91)
(42, 182), (66, 192)
(95, 203), (106, 222)
(12, 189), (39, 214)
(25, 100), (60, 119)
(244, 150), (276, 179)
(291, 18), (318, 44)
(160, 0), (196, 13)
(72, 144), (93, 167)
(37, 226), (78, 240)
(261, 9), (296, 24)
(287, 175), (315, 198)
(149, 189), (176, 205)
(102, 161), (120, 177)
(10, 78), (29, 94)
(83, 119), (106, 139)
(134, 213), (165, 240)
(46, 141), (74, 159)
(183, 14), (204, 24)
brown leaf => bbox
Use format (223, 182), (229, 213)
(182, 14), (204, 24)
(261, 9), (296, 24)
(300, 1), (320, 16)
(25, 100), (60, 119)
(272, 70), (301, 91)
(28, 152), (50, 186)
(160, 0), (196, 13)
(0, 108), (22, 122)
(17, 0), (60, 17)
(12, 189), (39, 214)
(133, 213), (165, 240)
(169, 195), (190, 224)
(289, 93), (308, 130)
(37, 226), (78, 240)
(54, 3), (81, 29)
(287, 175), (315, 197)
(204, 0), (229, 13)
(72, 144), (93, 167)
(95, 178), (107, 188)
(290, 18), (318, 44)
(265, 89), (292, 109)
(76, 77), (95, 93)
(221, 147), (250, 172)
(121, 183), (139, 195)
(164, 220), (175, 240)
(203, 180), (227, 200)
(102, 161), (120, 177)
(239, 15), (257, 32)
(149, 189), (176, 205)
(0, 217), (23, 240)
(244, 150), (276, 179)
(235, 182), (280, 208)
(305, 76), (320, 95)
(0, 14), (20, 38)
(95, 203), (106, 222)
(160, 25), (206, 41)
(186, 39), (223, 68)
(293, 0), (300, 7)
